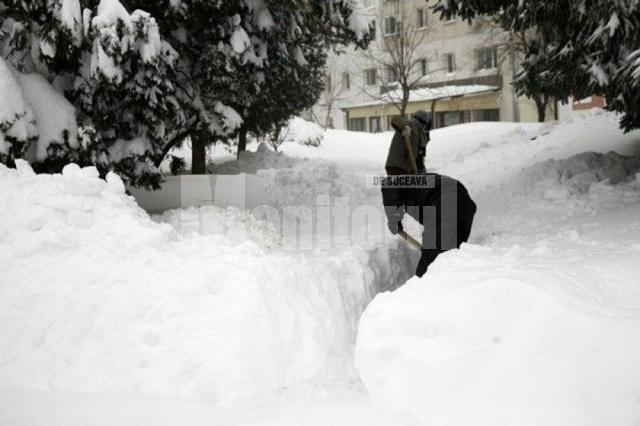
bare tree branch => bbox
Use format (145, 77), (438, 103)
(359, 3), (437, 116)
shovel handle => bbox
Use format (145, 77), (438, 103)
(403, 128), (419, 175)
(398, 229), (422, 250)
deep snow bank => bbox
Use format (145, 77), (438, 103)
(0, 161), (409, 406)
(356, 244), (640, 426)
(426, 110), (640, 192)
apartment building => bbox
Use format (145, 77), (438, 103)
(310, 0), (556, 132)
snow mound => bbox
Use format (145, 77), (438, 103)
(471, 150), (640, 240)
(260, 161), (377, 212)
(207, 148), (380, 213)
(280, 128), (391, 166)
(355, 244), (640, 426)
(430, 110), (640, 192)
(499, 151), (640, 198)
(209, 148), (302, 174)
(0, 161), (161, 255)
(285, 117), (324, 147)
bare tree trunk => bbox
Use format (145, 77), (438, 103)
(430, 99), (438, 129)
(400, 86), (410, 117)
(324, 105), (333, 129)
(191, 129), (208, 175)
(534, 95), (548, 122)
(237, 127), (248, 160)
(508, 33), (521, 123)
(272, 126), (281, 152)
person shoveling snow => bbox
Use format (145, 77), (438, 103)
(381, 110), (476, 277)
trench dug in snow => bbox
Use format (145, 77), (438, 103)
(0, 159), (419, 408)
(153, 199), (420, 405)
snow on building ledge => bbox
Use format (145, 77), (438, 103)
(341, 85), (503, 132)
(341, 85), (500, 110)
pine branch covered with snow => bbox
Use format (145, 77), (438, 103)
(0, 58), (38, 166)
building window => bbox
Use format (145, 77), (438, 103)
(364, 68), (377, 86)
(342, 72), (350, 90)
(419, 58), (428, 76)
(349, 117), (366, 131)
(384, 16), (401, 35)
(444, 53), (456, 73)
(370, 19), (377, 39)
(473, 109), (500, 121)
(369, 116), (382, 133)
(476, 46), (498, 70)
(443, 111), (459, 127)
(437, 110), (472, 127)
(325, 76), (332, 91)
(417, 7), (428, 28)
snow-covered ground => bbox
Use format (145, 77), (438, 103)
(1, 111), (640, 424)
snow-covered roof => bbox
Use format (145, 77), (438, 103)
(342, 85), (499, 110)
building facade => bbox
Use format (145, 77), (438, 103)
(310, 0), (556, 132)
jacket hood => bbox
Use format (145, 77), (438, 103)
(390, 116), (412, 132)
(413, 110), (432, 130)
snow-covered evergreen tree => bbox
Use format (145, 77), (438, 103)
(74, 0), (184, 188)
(227, 6), (330, 158)
(0, 1), (81, 169)
(1, 0), (183, 188)
(434, 0), (640, 132)
(232, 36), (326, 157)
(140, 0), (373, 171)
(1, 0), (373, 184)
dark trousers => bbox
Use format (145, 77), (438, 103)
(407, 180), (476, 277)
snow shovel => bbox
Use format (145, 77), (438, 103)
(399, 229), (421, 250)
